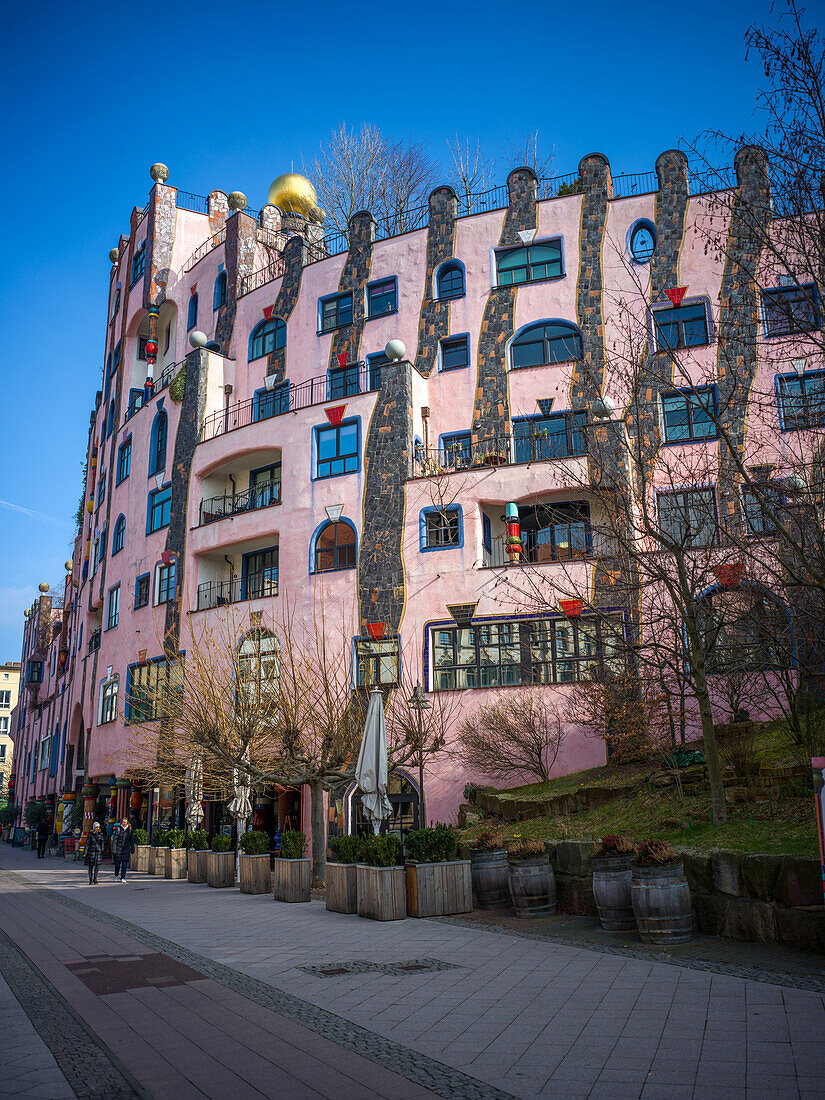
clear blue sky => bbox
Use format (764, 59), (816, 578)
(0, 0), (776, 660)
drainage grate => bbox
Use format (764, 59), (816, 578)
(300, 958), (460, 978)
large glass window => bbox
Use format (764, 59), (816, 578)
(776, 371), (825, 430)
(511, 322), (583, 368)
(106, 585), (120, 630)
(99, 679), (118, 725)
(243, 547), (279, 600)
(697, 588), (791, 673)
(496, 240), (563, 285)
(320, 292), (353, 333)
(249, 317), (286, 360)
(355, 636), (400, 687)
(657, 489), (718, 548)
(112, 515), (125, 555)
(117, 438), (131, 483)
(126, 657), (183, 722)
(743, 485), (784, 536)
(513, 412), (587, 462)
(155, 562), (176, 605)
(436, 262), (464, 300)
(131, 244), (145, 286)
(315, 420), (359, 478)
(653, 302), (709, 350)
(148, 486), (172, 532)
(313, 522), (357, 573)
(762, 285), (820, 338)
(441, 431), (472, 468)
(661, 388), (718, 443)
(149, 411), (167, 476)
(422, 507), (461, 549)
(254, 383), (290, 420)
(329, 364), (361, 399)
(366, 352), (389, 390)
(366, 278), (397, 318)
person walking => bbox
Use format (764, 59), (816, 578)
(111, 817), (133, 882)
(84, 822), (105, 885)
(35, 818), (51, 859)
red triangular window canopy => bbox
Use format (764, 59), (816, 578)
(664, 286), (687, 307)
(366, 622), (386, 640)
(262, 305), (275, 320)
(713, 562), (744, 588)
(336, 351), (349, 369)
(325, 405), (347, 426)
(559, 599), (584, 618)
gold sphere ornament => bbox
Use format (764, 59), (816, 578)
(39, 582), (50, 594)
(65, 561), (73, 573)
(150, 163), (170, 184)
(267, 173), (319, 218)
(109, 248), (120, 264)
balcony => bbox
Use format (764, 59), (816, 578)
(482, 502), (596, 568)
(414, 417), (587, 478)
(196, 568), (279, 611)
(199, 479), (281, 526)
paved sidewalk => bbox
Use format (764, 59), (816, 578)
(1, 846), (823, 1099)
(0, 969), (75, 1099)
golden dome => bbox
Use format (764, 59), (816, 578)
(267, 173), (319, 218)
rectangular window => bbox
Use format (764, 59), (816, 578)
(0, 690), (10, 708)
(315, 420), (359, 479)
(440, 335), (470, 371)
(254, 383), (290, 421)
(131, 244), (146, 286)
(441, 431), (472, 468)
(99, 679), (118, 725)
(762, 285), (820, 338)
(432, 615), (622, 691)
(97, 473), (106, 508)
(653, 302), (710, 350)
(106, 585), (120, 630)
(366, 353), (389, 390)
(496, 240), (563, 286)
(125, 656), (183, 723)
(0, 742), (6, 760)
(134, 574), (150, 609)
(243, 547), (279, 600)
(328, 364), (361, 399)
(155, 563), (176, 605)
(355, 636), (400, 687)
(776, 371), (825, 430)
(742, 484), (784, 536)
(513, 412), (587, 463)
(148, 486), (172, 532)
(661, 388), (718, 443)
(366, 278), (397, 318)
(0, 719), (8, 735)
(424, 507), (461, 549)
(39, 737), (50, 770)
(657, 489), (718, 548)
(117, 438), (132, 483)
(127, 389), (144, 418)
(320, 292), (353, 333)
(138, 335), (148, 361)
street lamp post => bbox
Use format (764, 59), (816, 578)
(409, 681), (431, 829)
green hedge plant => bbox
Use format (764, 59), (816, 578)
(329, 834), (363, 864)
(240, 830), (270, 855)
(360, 834), (402, 867)
(404, 824), (459, 864)
(187, 829), (209, 851)
(132, 828), (149, 845)
(280, 830), (306, 859)
(211, 834), (232, 852)
(0, 805), (20, 827)
(166, 829), (186, 849)
(24, 802), (49, 828)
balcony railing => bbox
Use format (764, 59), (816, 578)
(87, 630), (101, 654)
(196, 569), (278, 611)
(125, 358), (184, 422)
(200, 363), (381, 442)
(414, 428), (586, 476)
(199, 480), (281, 526)
(184, 227), (226, 272)
(483, 528), (594, 568)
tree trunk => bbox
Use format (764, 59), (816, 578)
(310, 780), (326, 887)
(692, 667), (727, 825)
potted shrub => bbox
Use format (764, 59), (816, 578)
(506, 839), (556, 918)
(357, 835), (406, 921)
(273, 830), (310, 902)
(631, 841), (693, 945)
(469, 832), (509, 910)
(404, 825), (472, 918)
(592, 835), (637, 932)
(239, 829), (271, 894)
(163, 829), (187, 879)
(326, 834), (362, 914)
(132, 828), (149, 873)
(186, 829), (210, 883)
(206, 833), (235, 888)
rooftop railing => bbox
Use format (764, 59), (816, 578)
(183, 227), (226, 272)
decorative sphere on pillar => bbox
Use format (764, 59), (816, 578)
(591, 395), (616, 420)
(109, 248), (120, 264)
(38, 582), (50, 594)
(188, 330), (208, 349)
(227, 191), (247, 212)
(385, 340), (406, 362)
(267, 173), (319, 218)
(150, 163), (170, 183)
(145, 340), (158, 357)
(65, 561), (73, 573)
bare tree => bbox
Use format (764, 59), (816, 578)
(508, 130), (554, 178)
(446, 135), (497, 213)
(455, 688), (566, 785)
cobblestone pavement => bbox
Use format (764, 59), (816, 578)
(1, 846), (823, 1099)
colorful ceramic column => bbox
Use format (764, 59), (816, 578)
(116, 778), (131, 821)
(145, 303), (159, 393)
(80, 784), (98, 848)
(505, 502), (523, 564)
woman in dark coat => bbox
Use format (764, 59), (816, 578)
(84, 821), (105, 885)
(110, 817), (134, 882)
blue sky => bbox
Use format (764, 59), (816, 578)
(0, 0), (775, 660)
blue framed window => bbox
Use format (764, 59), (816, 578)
(106, 585), (120, 630)
(315, 419), (359, 479)
(130, 243), (145, 286)
(117, 437), (131, 483)
(242, 546), (279, 600)
(312, 521), (357, 573)
(661, 387), (718, 443)
(112, 514), (125, 555)
(355, 635), (400, 688)
(149, 410), (167, 476)
(155, 561), (176, 605)
(103, 358), (112, 402)
(776, 370), (825, 430)
(253, 383), (290, 420)
(629, 220), (656, 263)
(106, 400), (116, 438)
(147, 486), (171, 532)
(213, 269), (227, 310)
(653, 302), (709, 350)
(441, 431), (472, 468)
(329, 363), (361, 399)
(127, 388), (143, 418)
(319, 292), (353, 333)
(762, 285), (820, 338)
(112, 339), (122, 374)
(366, 352), (388, 390)
(657, 489), (718, 548)
(420, 506), (463, 550)
(134, 573), (150, 609)
(97, 473), (107, 509)
(125, 656), (181, 723)
(513, 412), (587, 461)
(436, 262), (464, 300)
(100, 679), (118, 725)
(496, 240), (563, 286)
(249, 317), (286, 360)
(511, 321), (583, 368)
(187, 293), (198, 331)
(440, 335), (469, 371)
(366, 277), (397, 318)
(743, 484), (784, 536)
(111, 286), (121, 321)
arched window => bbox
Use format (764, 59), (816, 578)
(213, 270), (227, 310)
(187, 293), (198, 331)
(149, 409), (167, 476)
(511, 321), (583, 369)
(696, 586), (792, 673)
(629, 220), (656, 263)
(112, 515), (125, 555)
(436, 261), (465, 300)
(496, 240), (563, 285)
(249, 317), (286, 360)
(312, 521), (357, 573)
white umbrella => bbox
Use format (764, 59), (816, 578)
(184, 757), (204, 830)
(355, 688), (392, 834)
(227, 766), (252, 824)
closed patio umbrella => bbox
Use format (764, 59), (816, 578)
(355, 688), (392, 834)
(184, 757), (204, 830)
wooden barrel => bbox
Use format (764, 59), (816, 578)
(470, 848), (510, 910)
(631, 861), (693, 944)
(507, 856), (556, 918)
(592, 854), (636, 932)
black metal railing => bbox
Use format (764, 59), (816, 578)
(483, 528), (594, 568)
(199, 480), (281, 525)
(196, 569), (278, 611)
(414, 429), (586, 476)
(184, 227), (226, 272)
(176, 190), (209, 214)
(613, 171), (659, 197)
(239, 257), (286, 297)
(200, 362), (381, 442)
(87, 630), (101, 654)
(124, 358), (185, 423)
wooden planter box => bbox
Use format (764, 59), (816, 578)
(406, 860), (472, 918)
(326, 862), (358, 914)
(357, 865), (406, 921)
(150, 847), (166, 874)
(272, 858), (310, 903)
(187, 849), (209, 883)
(164, 848), (187, 879)
(239, 854), (271, 894)
(133, 845), (149, 873)
(206, 850), (236, 888)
